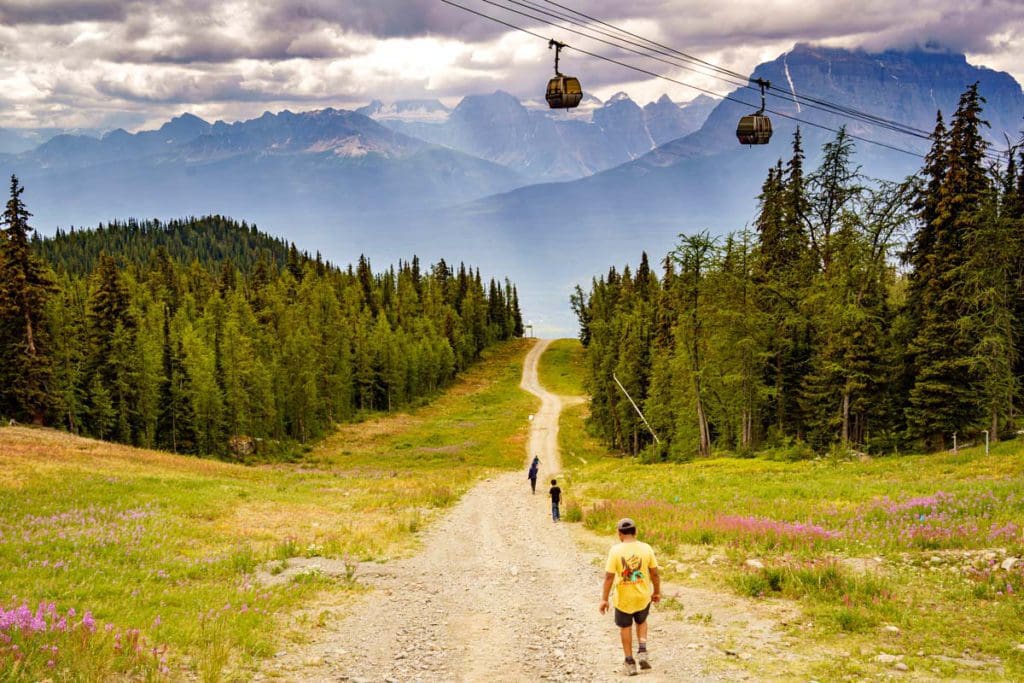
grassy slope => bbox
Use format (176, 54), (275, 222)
(542, 339), (1024, 681)
(0, 339), (535, 680)
(536, 338), (586, 396)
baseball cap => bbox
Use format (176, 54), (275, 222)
(617, 518), (637, 533)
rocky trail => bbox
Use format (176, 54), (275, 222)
(258, 340), (796, 682)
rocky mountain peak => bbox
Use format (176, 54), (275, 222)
(156, 113), (211, 146)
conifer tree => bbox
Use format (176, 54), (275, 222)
(85, 253), (139, 443)
(0, 175), (55, 423)
(1005, 148), (1024, 402)
(709, 230), (766, 451)
(754, 139), (812, 440)
(672, 233), (717, 458)
(511, 285), (524, 337)
(906, 84), (991, 449)
(804, 127), (863, 273)
(570, 285), (590, 346)
(162, 333), (198, 455)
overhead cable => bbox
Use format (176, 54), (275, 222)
(437, 0), (931, 158)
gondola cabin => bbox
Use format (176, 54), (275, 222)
(736, 77), (773, 145)
(736, 113), (772, 145)
(546, 75), (583, 109)
(545, 39), (583, 109)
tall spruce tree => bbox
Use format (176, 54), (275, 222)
(85, 253), (140, 443)
(906, 84), (991, 449)
(672, 233), (718, 458)
(1006, 147), (1024, 410)
(0, 175), (55, 423)
(754, 134), (813, 440)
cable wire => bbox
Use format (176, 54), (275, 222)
(437, 0), (930, 158)
(517, 0), (938, 141)
(538, 0), (942, 140)
(440, 0), (1013, 162)
(487, 0), (1010, 154)
(473, 0), (938, 146)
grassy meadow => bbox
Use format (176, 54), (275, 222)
(0, 339), (535, 681)
(536, 338), (587, 396)
(547, 338), (1024, 680)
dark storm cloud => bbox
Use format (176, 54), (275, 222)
(0, 0), (128, 26)
(261, 0), (505, 41)
(109, 34), (348, 65)
(1, 0), (1022, 129)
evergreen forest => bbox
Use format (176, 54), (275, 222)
(0, 200), (523, 458)
(574, 84), (1024, 459)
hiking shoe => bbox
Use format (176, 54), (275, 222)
(622, 659), (638, 676)
(637, 650), (651, 670)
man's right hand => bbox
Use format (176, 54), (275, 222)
(598, 600), (609, 614)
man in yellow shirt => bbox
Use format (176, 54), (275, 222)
(599, 518), (661, 676)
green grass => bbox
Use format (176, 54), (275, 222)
(548, 346), (1024, 680)
(537, 338), (586, 396)
(0, 339), (536, 681)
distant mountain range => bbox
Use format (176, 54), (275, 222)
(359, 91), (717, 181)
(0, 126), (106, 155)
(2, 44), (1022, 333)
(4, 107), (525, 236)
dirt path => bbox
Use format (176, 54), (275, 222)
(258, 340), (794, 682)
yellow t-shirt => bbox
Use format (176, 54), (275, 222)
(605, 540), (658, 614)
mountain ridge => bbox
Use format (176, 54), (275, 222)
(369, 89), (717, 181)
(3, 44), (1022, 334)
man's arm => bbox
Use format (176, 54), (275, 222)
(650, 566), (661, 603)
(599, 572), (615, 614)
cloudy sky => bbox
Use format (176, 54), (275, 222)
(1, 0), (1022, 131)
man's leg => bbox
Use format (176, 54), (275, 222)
(636, 612), (651, 669)
(619, 625), (633, 659)
(614, 610), (638, 675)
(636, 619), (648, 646)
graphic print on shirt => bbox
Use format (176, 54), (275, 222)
(620, 554), (645, 584)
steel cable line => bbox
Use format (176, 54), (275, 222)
(444, 0), (1013, 162)
(541, 0), (760, 84)
(507, 0), (752, 89)
(438, 0), (930, 158)
(476, 0), (941, 142)
(537, 0), (944, 140)
(486, 0), (974, 147)
(537, 0), (1016, 162)
(512, 0), (938, 141)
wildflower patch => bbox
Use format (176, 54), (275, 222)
(0, 601), (168, 679)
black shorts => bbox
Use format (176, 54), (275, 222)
(613, 603), (651, 628)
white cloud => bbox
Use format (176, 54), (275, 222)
(0, 0), (1020, 130)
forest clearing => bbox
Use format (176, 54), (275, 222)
(2, 338), (1022, 680)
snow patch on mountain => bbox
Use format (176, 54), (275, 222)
(357, 99), (450, 123)
(782, 55), (802, 113)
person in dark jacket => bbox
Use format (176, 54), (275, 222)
(527, 456), (540, 494)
